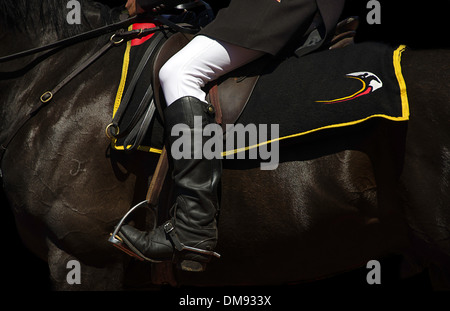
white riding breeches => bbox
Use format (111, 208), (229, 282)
(159, 35), (264, 106)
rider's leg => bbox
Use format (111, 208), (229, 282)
(159, 35), (264, 105)
(119, 35), (264, 271)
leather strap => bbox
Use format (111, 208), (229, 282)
(0, 16), (137, 63)
(146, 147), (169, 206)
(41, 39), (117, 103)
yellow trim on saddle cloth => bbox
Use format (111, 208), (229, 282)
(109, 25), (162, 155)
(110, 40), (409, 157)
(393, 45), (409, 118)
(111, 143), (163, 154)
(222, 45), (410, 157)
(113, 25), (132, 118)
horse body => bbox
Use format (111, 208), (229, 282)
(396, 49), (450, 286)
(0, 2), (144, 289)
(1, 1), (449, 290)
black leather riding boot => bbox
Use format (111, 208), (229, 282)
(119, 96), (221, 271)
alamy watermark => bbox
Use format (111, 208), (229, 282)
(66, 0), (81, 25)
(66, 1), (382, 26)
(171, 118), (280, 170)
(64, 258), (380, 286)
(66, 259), (81, 285)
(366, 0), (381, 25)
(366, 259), (381, 284)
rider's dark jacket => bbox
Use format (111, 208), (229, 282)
(137, 0), (346, 56)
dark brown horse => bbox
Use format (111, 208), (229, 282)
(1, 1), (449, 291)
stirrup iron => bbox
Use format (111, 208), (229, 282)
(108, 200), (157, 260)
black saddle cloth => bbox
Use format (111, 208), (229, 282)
(236, 42), (408, 148)
(111, 34), (408, 154)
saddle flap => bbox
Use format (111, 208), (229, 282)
(207, 75), (259, 130)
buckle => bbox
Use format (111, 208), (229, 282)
(163, 221), (174, 233)
(163, 221), (184, 252)
(40, 91), (53, 103)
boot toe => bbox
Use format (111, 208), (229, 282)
(119, 225), (174, 261)
(119, 224), (145, 241)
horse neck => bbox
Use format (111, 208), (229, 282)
(0, 0), (121, 75)
(1, 0), (116, 46)
(0, 1), (120, 139)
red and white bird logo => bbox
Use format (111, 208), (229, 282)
(316, 71), (383, 104)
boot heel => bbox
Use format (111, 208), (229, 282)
(179, 259), (207, 272)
